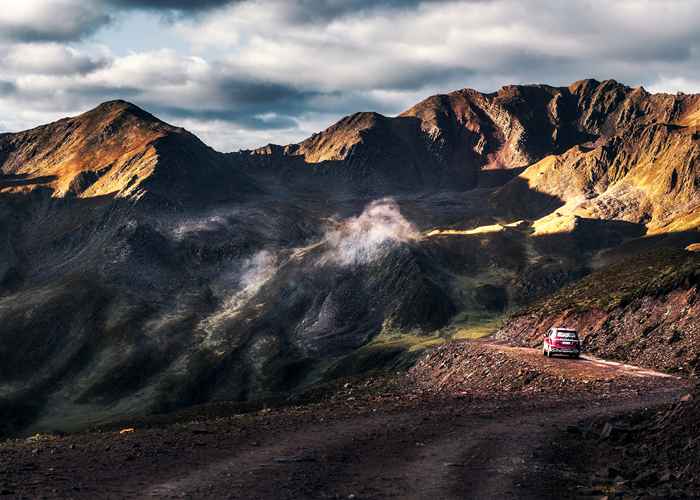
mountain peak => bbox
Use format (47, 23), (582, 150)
(82, 99), (168, 128)
(95, 98), (138, 110)
(0, 98), (254, 202)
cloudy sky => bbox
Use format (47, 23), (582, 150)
(1, 0), (699, 151)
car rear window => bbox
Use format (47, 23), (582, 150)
(556, 330), (578, 338)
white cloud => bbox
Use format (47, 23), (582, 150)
(0, 1), (109, 42)
(2, 43), (109, 75)
(647, 77), (700, 95)
(181, 0), (700, 93)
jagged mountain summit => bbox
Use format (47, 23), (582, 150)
(245, 78), (699, 231)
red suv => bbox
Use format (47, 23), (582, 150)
(543, 327), (581, 358)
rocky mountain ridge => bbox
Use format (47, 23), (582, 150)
(2, 79), (699, 231)
(247, 78), (700, 226)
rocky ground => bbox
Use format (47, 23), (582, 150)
(572, 385), (700, 499)
(409, 340), (679, 397)
(0, 340), (690, 499)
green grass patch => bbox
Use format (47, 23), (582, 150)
(324, 343), (423, 378)
(368, 332), (446, 352)
(515, 247), (700, 318)
(451, 314), (503, 339)
(337, 311), (505, 375)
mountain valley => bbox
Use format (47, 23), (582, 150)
(0, 77), (699, 498)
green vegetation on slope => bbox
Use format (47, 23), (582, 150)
(514, 247), (700, 318)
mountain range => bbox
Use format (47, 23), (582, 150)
(0, 78), (698, 435)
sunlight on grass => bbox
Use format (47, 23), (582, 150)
(368, 332), (446, 352)
(370, 312), (503, 351)
(324, 312), (505, 378)
(450, 312), (503, 340)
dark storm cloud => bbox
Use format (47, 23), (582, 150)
(155, 105), (300, 130)
(0, 13), (111, 43)
(0, 81), (17, 96)
(1, 25), (100, 43)
(150, 79), (333, 129)
(607, 41), (694, 64)
(286, 0), (446, 22)
(377, 66), (476, 93)
(71, 85), (143, 101)
(217, 79), (321, 107)
(107, 0), (449, 17)
(105, 0), (238, 11)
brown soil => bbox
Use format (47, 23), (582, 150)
(0, 341), (687, 499)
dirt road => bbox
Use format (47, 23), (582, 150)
(487, 342), (680, 381)
(0, 342), (687, 499)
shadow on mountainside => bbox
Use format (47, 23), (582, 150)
(0, 177), (696, 437)
(232, 114), (533, 196)
(0, 174), (58, 188)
